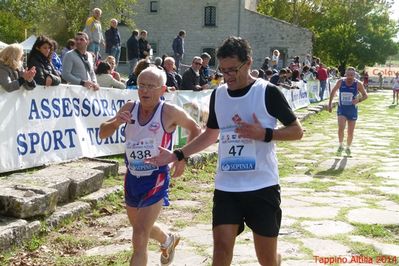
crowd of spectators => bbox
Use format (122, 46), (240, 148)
(1, 7), (348, 94)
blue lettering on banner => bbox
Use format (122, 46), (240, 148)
(16, 128), (77, 155)
(86, 126), (125, 145)
(28, 98), (126, 120)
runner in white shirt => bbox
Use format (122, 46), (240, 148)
(147, 37), (303, 266)
(99, 67), (201, 266)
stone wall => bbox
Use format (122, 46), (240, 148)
(120, 0), (312, 69)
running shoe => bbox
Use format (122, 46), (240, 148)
(160, 233), (180, 266)
(345, 148), (351, 156)
(336, 146), (344, 155)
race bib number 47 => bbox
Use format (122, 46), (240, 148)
(219, 131), (256, 172)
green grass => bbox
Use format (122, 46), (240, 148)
(353, 224), (392, 238)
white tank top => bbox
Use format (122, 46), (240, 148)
(124, 101), (174, 177)
(214, 79), (279, 192)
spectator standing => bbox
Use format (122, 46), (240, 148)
(127, 30), (139, 75)
(163, 56), (182, 91)
(62, 32), (98, 90)
(271, 49), (280, 69)
(51, 40), (62, 76)
(105, 55), (122, 82)
(27, 35), (61, 86)
(391, 72), (399, 104)
(0, 43), (36, 92)
(99, 67), (201, 265)
(61, 39), (76, 61)
(317, 63), (328, 100)
(199, 52), (211, 88)
(261, 56), (270, 72)
(95, 61), (125, 89)
(301, 65), (314, 83)
(378, 72), (383, 90)
(105, 18), (121, 66)
(146, 36), (303, 266)
(83, 7), (105, 61)
(172, 30), (185, 73)
(362, 71), (369, 91)
(126, 58), (151, 90)
(181, 56), (204, 91)
(303, 54), (311, 66)
(138, 30), (151, 59)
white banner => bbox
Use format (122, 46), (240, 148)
(0, 85), (137, 173)
(1, 80), (313, 173)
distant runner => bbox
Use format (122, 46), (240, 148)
(328, 67), (368, 156)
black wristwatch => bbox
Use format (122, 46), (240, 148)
(173, 149), (187, 161)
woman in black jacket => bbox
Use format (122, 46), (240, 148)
(27, 35), (61, 86)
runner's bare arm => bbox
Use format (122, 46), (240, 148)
(354, 82), (368, 104)
(99, 102), (134, 139)
(328, 80), (342, 112)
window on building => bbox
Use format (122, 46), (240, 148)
(204, 6), (216, 26)
(203, 48), (216, 66)
(150, 1), (158, 13)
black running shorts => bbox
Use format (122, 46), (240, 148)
(212, 185), (282, 237)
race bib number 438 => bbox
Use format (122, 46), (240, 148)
(125, 138), (159, 176)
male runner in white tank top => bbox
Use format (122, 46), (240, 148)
(147, 37), (303, 266)
(99, 67), (201, 266)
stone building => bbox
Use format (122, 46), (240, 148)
(118, 0), (313, 70)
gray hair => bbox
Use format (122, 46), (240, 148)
(138, 66), (167, 86)
(154, 57), (163, 66)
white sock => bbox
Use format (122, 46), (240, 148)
(162, 234), (172, 248)
(339, 143), (343, 148)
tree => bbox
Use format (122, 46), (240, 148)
(0, 0), (136, 48)
(0, 10), (28, 43)
(257, 0), (399, 68)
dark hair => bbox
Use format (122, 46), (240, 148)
(178, 30), (186, 37)
(132, 30), (139, 36)
(200, 52), (211, 60)
(96, 61), (111, 75)
(279, 68), (287, 74)
(66, 39), (75, 50)
(216, 36), (252, 62)
(265, 69), (273, 76)
(258, 69), (265, 79)
(133, 58), (151, 77)
(52, 40), (58, 51)
(292, 69), (300, 80)
(27, 35), (53, 62)
(76, 31), (89, 41)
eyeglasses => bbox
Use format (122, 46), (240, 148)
(218, 61), (247, 76)
(193, 62), (202, 66)
(137, 83), (161, 91)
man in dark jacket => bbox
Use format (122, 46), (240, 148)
(181, 56), (205, 91)
(172, 30), (185, 73)
(127, 30), (139, 76)
(138, 30), (151, 59)
(105, 19), (121, 66)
